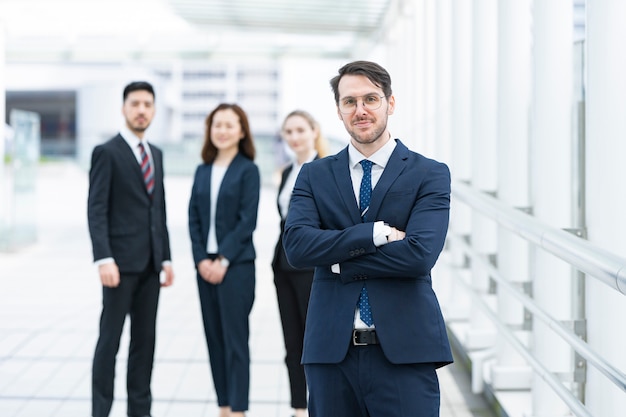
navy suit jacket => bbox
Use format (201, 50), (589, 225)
(188, 153), (260, 267)
(283, 139), (453, 367)
(88, 134), (171, 274)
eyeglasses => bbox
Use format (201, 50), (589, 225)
(338, 94), (386, 114)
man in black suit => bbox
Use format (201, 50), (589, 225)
(88, 81), (175, 417)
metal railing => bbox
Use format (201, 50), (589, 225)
(447, 180), (626, 417)
(452, 181), (626, 295)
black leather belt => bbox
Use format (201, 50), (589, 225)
(352, 329), (379, 346)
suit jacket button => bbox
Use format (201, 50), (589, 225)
(359, 248), (365, 254)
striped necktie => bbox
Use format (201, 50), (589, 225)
(138, 142), (154, 196)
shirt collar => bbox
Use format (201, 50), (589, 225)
(348, 135), (397, 169)
(120, 125), (147, 149)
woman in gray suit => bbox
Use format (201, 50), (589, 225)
(188, 103), (260, 417)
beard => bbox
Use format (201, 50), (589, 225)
(347, 116), (388, 145)
(126, 118), (150, 134)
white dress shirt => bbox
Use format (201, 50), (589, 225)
(121, 125), (153, 166)
(346, 137), (397, 328)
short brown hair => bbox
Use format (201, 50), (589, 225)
(329, 61), (392, 104)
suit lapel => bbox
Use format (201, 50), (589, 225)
(114, 135), (152, 198)
(114, 135), (143, 183)
(279, 164), (293, 195)
(331, 148), (362, 224)
(367, 140), (409, 221)
(148, 143), (162, 195)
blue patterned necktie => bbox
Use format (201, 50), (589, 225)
(358, 159), (374, 326)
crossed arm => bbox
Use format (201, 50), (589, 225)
(283, 162), (450, 282)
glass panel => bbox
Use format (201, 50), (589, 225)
(0, 109), (40, 250)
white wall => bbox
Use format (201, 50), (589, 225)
(585, 0), (626, 415)
(278, 57), (348, 145)
(376, 1), (626, 416)
(4, 63), (168, 168)
(76, 72), (167, 168)
(0, 20), (6, 235)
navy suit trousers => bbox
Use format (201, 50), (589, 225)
(305, 344), (440, 417)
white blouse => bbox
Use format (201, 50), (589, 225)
(206, 164), (227, 254)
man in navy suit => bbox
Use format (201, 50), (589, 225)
(283, 61), (453, 417)
(88, 81), (174, 417)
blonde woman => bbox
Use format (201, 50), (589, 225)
(272, 110), (329, 417)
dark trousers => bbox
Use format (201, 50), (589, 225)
(197, 261), (255, 412)
(92, 265), (160, 417)
(273, 267), (313, 409)
(305, 344), (440, 417)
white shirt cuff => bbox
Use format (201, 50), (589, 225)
(373, 221), (391, 247)
(94, 257), (114, 266)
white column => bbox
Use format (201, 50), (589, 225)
(450, 0), (472, 186)
(466, 0), (498, 350)
(435, 0), (452, 164)
(421, 0), (437, 157)
(77, 82), (124, 168)
(531, 1), (576, 415)
(163, 60), (183, 144)
(491, 0), (533, 390)
(386, 0), (423, 152)
(0, 20), (6, 240)
(585, 1), (626, 415)
(444, 0), (473, 321)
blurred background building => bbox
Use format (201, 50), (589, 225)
(2, 1), (626, 417)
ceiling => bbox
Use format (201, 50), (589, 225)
(0, 0), (394, 63)
(169, 0), (389, 35)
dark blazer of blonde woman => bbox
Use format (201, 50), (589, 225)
(272, 159), (317, 410)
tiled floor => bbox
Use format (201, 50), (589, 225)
(0, 161), (496, 417)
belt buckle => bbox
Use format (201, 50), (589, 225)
(352, 329), (367, 346)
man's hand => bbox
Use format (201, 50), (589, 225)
(161, 264), (174, 287)
(387, 227), (406, 242)
(99, 262), (120, 288)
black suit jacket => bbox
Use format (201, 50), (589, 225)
(272, 160), (316, 272)
(88, 134), (171, 274)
